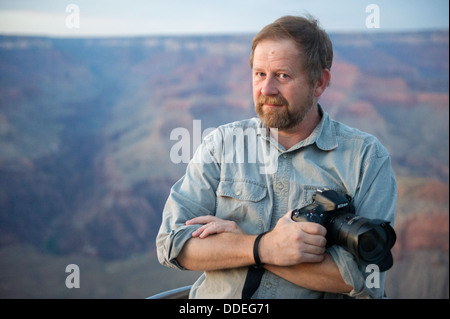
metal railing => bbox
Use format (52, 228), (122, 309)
(147, 285), (192, 299)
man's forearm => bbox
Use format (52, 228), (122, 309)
(264, 253), (353, 294)
(177, 214), (352, 294)
(177, 232), (352, 294)
(177, 232), (257, 271)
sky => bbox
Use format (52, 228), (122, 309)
(0, 0), (448, 37)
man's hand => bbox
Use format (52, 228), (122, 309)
(186, 215), (245, 238)
(178, 216), (253, 270)
(259, 210), (327, 266)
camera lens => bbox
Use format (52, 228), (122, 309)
(329, 214), (396, 271)
(358, 226), (387, 262)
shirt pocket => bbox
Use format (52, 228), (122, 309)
(215, 180), (267, 234)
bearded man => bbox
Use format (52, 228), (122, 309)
(157, 15), (397, 299)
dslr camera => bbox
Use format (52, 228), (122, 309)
(291, 189), (396, 271)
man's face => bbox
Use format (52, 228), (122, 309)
(252, 39), (315, 130)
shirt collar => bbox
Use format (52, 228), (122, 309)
(312, 104), (338, 151)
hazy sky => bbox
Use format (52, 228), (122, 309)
(0, 0), (448, 37)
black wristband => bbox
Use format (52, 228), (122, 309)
(253, 231), (268, 268)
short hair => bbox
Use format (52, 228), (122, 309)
(250, 15), (333, 86)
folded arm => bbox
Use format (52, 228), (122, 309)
(263, 255), (352, 293)
(176, 213), (352, 294)
(177, 231), (257, 271)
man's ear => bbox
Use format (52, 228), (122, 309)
(313, 69), (331, 98)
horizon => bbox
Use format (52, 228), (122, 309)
(0, 28), (448, 41)
(0, 0), (448, 38)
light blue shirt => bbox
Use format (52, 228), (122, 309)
(156, 105), (397, 299)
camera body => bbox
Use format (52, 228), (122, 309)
(292, 189), (354, 234)
(291, 189), (396, 271)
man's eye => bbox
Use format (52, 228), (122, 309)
(279, 73), (289, 79)
(256, 72), (265, 77)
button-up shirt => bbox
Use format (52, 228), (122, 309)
(156, 105), (397, 299)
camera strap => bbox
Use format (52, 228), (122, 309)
(242, 231), (268, 299)
(242, 267), (265, 299)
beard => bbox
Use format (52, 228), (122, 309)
(255, 90), (315, 130)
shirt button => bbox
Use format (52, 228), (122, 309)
(265, 281), (272, 289)
(235, 190), (241, 196)
(277, 183), (284, 190)
(282, 154), (288, 158)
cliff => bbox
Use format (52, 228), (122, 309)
(0, 31), (448, 298)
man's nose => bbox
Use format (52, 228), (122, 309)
(261, 75), (279, 96)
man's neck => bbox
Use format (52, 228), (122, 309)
(275, 104), (322, 150)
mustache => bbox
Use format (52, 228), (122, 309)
(257, 94), (289, 107)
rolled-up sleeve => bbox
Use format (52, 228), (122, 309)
(329, 142), (397, 299)
(156, 131), (221, 270)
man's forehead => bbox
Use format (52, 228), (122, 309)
(253, 39), (303, 68)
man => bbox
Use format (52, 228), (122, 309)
(156, 15), (397, 299)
